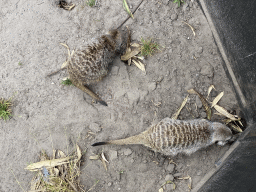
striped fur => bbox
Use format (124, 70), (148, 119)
(92, 118), (233, 156)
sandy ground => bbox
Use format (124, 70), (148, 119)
(0, 0), (239, 191)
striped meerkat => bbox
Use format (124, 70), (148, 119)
(92, 118), (233, 156)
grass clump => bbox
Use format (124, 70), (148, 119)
(140, 38), (160, 57)
(26, 145), (84, 192)
(0, 98), (12, 121)
(173, 0), (184, 7)
(86, 0), (96, 7)
(61, 78), (73, 86)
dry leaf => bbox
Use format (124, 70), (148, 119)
(211, 91), (224, 108)
(101, 152), (109, 164)
(76, 144), (82, 161)
(89, 155), (99, 160)
(132, 59), (145, 71)
(121, 48), (141, 61)
(131, 42), (141, 47)
(100, 153), (108, 171)
(213, 105), (240, 121)
(25, 156), (73, 171)
(123, 0), (134, 18)
(188, 89), (212, 120)
(230, 124), (243, 133)
(171, 95), (189, 120)
(182, 21), (196, 36)
(207, 85), (216, 98)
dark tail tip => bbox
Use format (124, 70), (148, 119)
(98, 100), (108, 106)
(92, 142), (108, 146)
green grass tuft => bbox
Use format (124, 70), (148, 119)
(86, 0), (96, 7)
(0, 98), (12, 121)
(140, 38), (160, 57)
(173, 0), (184, 7)
(61, 78), (73, 86)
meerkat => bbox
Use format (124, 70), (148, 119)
(92, 118), (233, 156)
(48, 0), (145, 106)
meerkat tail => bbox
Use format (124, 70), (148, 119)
(72, 81), (107, 106)
(92, 133), (147, 147)
(92, 142), (109, 146)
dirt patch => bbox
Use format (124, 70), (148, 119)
(0, 0), (239, 191)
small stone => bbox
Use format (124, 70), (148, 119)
(197, 170), (202, 176)
(89, 123), (101, 133)
(166, 164), (175, 173)
(118, 188), (121, 191)
(127, 91), (140, 104)
(123, 148), (132, 156)
(143, 160), (147, 163)
(148, 82), (157, 91)
(196, 96), (203, 109)
(109, 150), (118, 161)
(197, 47), (203, 53)
(165, 174), (174, 181)
(201, 111), (207, 118)
(108, 182), (112, 187)
(173, 172), (183, 177)
(114, 90), (126, 98)
(200, 64), (214, 78)
(111, 66), (120, 75)
(166, 183), (175, 191)
(139, 164), (148, 172)
(171, 13), (178, 20)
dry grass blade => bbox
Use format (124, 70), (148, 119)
(230, 123), (243, 133)
(76, 144), (82, 161)
(171, 95), (189, 120)
(123, 0), (134, 19)
(100, 152), (108, 171)
(207, 85), (216, 98)
(27, 147), (84, 192)
(188, 88), (212, 120)
(132, 59), (145, 71)
(89, 155), (99, 160)
(213, 104), (240, 121)
(182, 21), (196, 36)
(188, 176), (192, 190)
(25, 156), (73, 171)
(101, 152), (109, 163)
(211, 91), (224, 108)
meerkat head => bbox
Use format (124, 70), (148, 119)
(211, 122), (233, 146)
(107, 28), (130, 55)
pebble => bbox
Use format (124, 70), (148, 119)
(200, 64), (214, 78)
(111, 66), (120, 75)
(173, 172), (183, 177)
(171, 13), (178, 20)
(123, 148), (133, 156)
(166, 183), (175, 191)
(165, 174), (174, 181)
(109, 150), (118, 161)
(148, 82), (157, 91)
(166, 164), (175, 173)
(89, 123), (101, 133)
(197, 170), (202, 176)
(201, 111), (207, 118)
(196, 96), (203, 108)
(197, 47), (203, 53)
(108, 182), (112, 187)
